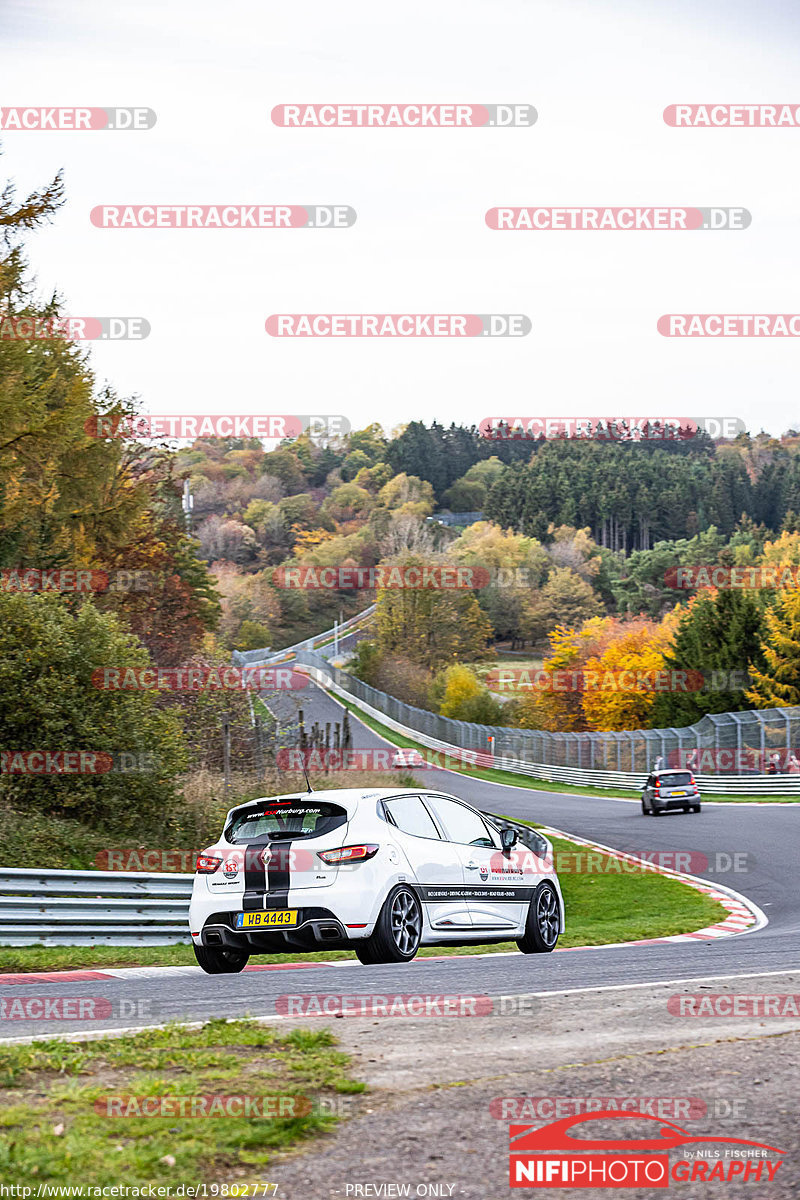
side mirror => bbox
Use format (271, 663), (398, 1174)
(500, 827), (518, 852)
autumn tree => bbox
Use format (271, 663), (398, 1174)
(375, 553), (493, 668)
(580, 610), (680, 731)
(434, 664), (504, 723)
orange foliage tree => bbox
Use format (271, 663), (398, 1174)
(516, 612), (681, 732)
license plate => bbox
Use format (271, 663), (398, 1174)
(235, 910), (298, 929)
(672, 790), (687, 796)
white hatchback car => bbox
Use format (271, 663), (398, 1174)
(189, 787), (565, 972)
(392, 748), (427, 769)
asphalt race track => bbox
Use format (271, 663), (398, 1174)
(2, 678), (797, 1040)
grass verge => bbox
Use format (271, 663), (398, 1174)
(0, 1018), (364, 1185)
(333, 693), (795, 803)
(0, 830), (727, 974)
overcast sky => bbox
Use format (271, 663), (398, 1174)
(2, 0), (800, 439)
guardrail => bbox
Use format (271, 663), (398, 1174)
(298, 653), (800, 796)
(0, 868), (193, 946)
(232, 604), (376, 670)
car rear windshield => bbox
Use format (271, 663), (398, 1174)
(660, 772), (693, 787)
(226, 800), (348, 843)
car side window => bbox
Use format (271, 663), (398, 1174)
(423, 796), (496, 847)
(383, 795), (441, 840)
(645, 775), (654, 787)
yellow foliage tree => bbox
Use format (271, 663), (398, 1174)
(581, 610), (681, 731)
(439, 665), (483, 718)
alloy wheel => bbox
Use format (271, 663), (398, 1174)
(536, 885), (560, 947)
(390, 889), (421, 955)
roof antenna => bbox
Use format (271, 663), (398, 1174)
(303, 766), (314, 793)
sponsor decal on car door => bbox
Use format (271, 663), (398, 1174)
(383, 794), (474, 930)
(422, 796), (529, 930)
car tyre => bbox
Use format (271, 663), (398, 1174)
(517, 881), (560, 954)
(193, 943), (249, 974)
(641, 798), (649, 815)
(692, 804), (701, 813)
(354, 885), (422, 964)
(652, 805), (663, 816)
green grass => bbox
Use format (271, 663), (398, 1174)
(539, 832), (725, 944)
(0, 1018), (364, 1186)
(333, 693), (796, 803)
(0, 827), (727, 975)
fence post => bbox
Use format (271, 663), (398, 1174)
(254, 716), (264, 780)
(223, 720), (231, 796)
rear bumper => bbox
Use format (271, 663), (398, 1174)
(653, 795), (701, 809)
(200, 908), (353, 952)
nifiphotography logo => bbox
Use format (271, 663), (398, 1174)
(508, 1112), (785, 1188)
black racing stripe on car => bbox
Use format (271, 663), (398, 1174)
(243, 844), (268, 911)
(263, 840), (293, 910)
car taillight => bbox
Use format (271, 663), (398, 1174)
(690, 775), (697, 787)
(196, 854), (222, 873)
(654, 784), (660, 795)
(318, 844), (379, 864)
